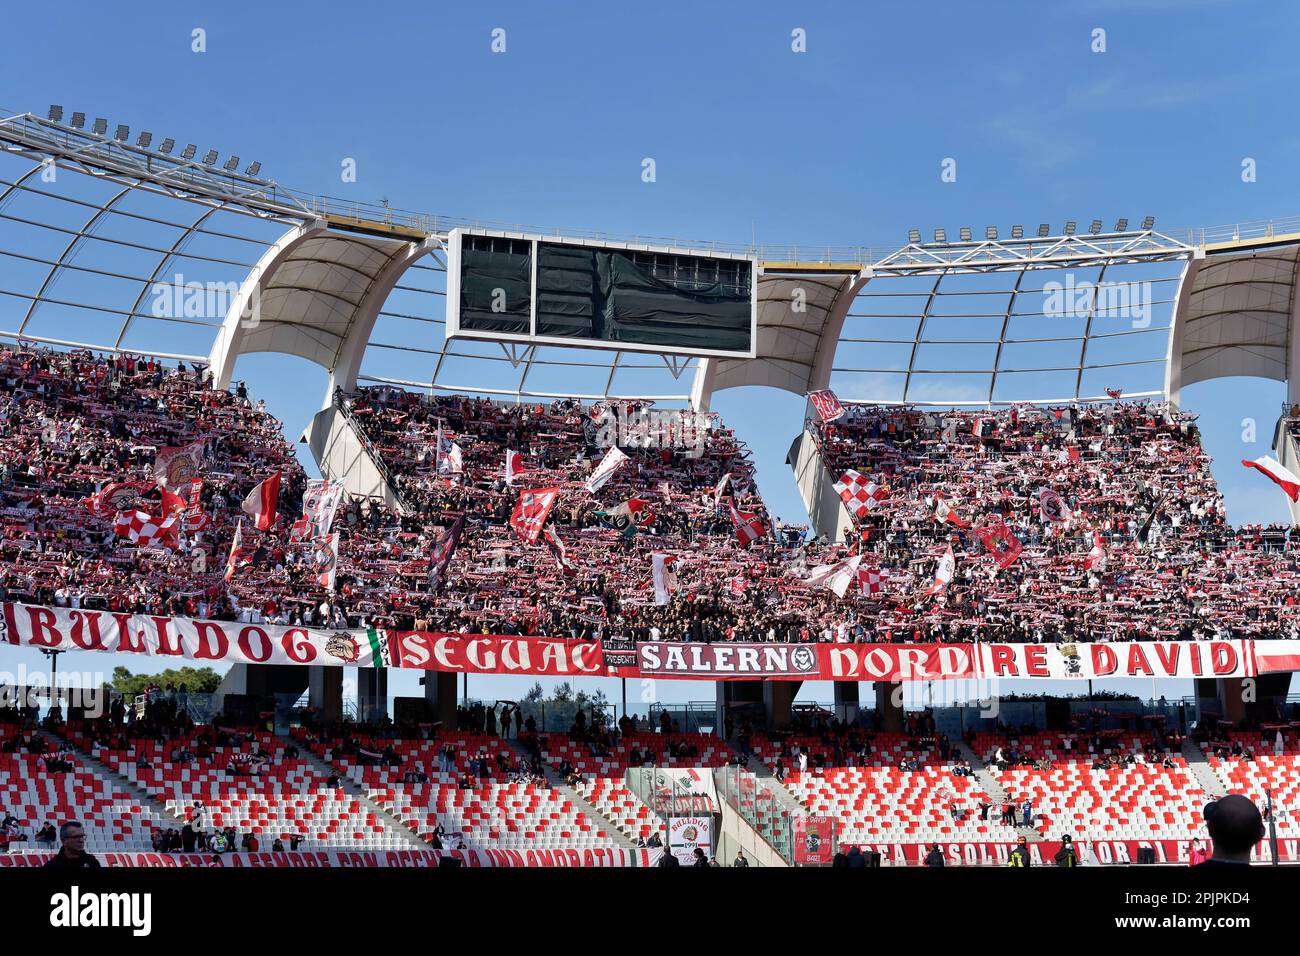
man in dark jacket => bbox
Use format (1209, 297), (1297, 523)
(1196, 795), (1265, 867)
(656, 848), (680, 867)
(692, 848), (709, 867)
(846, 846), (866, 868)
(1054, 834), (1079, 867)
(924, 844), (946, 867)
(1007, 835), (1031, 868)
(43, 822), (101, 869)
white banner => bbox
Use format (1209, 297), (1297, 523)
(585, 446), (629, 493)
(668, 816), (712, 865)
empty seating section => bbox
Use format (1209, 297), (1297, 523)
(749, 732), (993, 844)
(0, 723), (168, 851)
(293, 730), (624, 850)
(63, 725), (397, 849)
(977, 733), (1207, 839)
(1204, 731), (1300, 834)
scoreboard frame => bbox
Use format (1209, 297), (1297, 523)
(445, 227), (759, 360)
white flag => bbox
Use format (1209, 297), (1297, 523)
(805, 554), (863, 598)
(586, 446), (630, 493)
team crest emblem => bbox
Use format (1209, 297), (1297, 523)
(791, 646), (816, 672)
(325, 633), (359, 663)
(1057, 643), (1083, 676)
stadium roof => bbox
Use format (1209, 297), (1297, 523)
(5, 107), (1300, 412)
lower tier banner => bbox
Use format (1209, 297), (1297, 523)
(3, 601), (1297, 681)
(851, 839), (1300, 866)
(0, 847), (654, 867)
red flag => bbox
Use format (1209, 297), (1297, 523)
(505, 450), (526, 486)
(835, 470), (889, 519)
(1067, 445), (1081, 463)
(859, 566), (886, 596)
(1085, 531), (1107, 572)
(113, 510), (179, 549)
(1241, 456), (1300, 502)
(728, 504), (766, 547)
(224, 519), (244, 583)
(1105, 387), (1123, 399)
(976, 521), (1023, 570)
(428, 515), (465, 589)
(542, 524), (572, 572)
(933, 493), (970, 529)
(84, 480), (153, 517)
(511, 487), (559, 543)
(807, 389), (845, 423)
(923, 546), (956, 597)
(240, 470), (281, 531)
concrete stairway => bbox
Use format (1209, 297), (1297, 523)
(504, 738), (638, 850)
(1181, 740), (1226, 799)
(292, 742), (432, 848)
(956, 739), (1047, 842)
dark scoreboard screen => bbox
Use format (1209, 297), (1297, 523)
(448, 230), (756, 358)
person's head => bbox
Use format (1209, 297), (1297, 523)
(59, 821), (86, 855)
(1016, 836), (1027, 846)
(1061, 834), (1072, 844)
(1204, 795), (1265, 863)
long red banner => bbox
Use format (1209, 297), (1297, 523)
(0, 848), (654, 868)
(3, 602), (1297, 681)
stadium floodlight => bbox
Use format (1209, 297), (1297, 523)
(907, 229), (921, 244)
(1011, 224), (1024, 239)
(1064, 220), (1077, 236)
(1141, 215), (1155, 230)
(223, 155), (240, 172)
(136, 132), (152, 148)
(180, 144), (197, 160)
(1037, 223), (1050, 237)
(985, 226), (998, 240)
(1115, 218), (1128, 231)
(159, 137), (174, 154)
(244, 161), (261, 177)
(959, 227), (972, 241)
(1088, 219), (1102, 234)
(934, 228), (947, 243)
(201, 149), (218, 165)
(47, 105), (63, 122)
(114, 124), (129, 142)
(70, 112), (85, 129)
(91, 117), (107, 135)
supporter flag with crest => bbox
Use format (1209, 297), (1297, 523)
(224, 519), (244, 582)
(510, 487), (559, 543)
(313, 533), (340, 591)
(805, 554), (863, 598)
(651, 553), (680, 605)
(504, 450), (526, 486)
(924, 546), (956, 597)
(728, 504), (766, 547)
(835, 470), (889, 519)
(240, 470), (281, 531)
(807, 389), (846, 423)
(152, 441), (204, 492)
(1084, 530), (1107, 573)
(1038, 487), (1071, 523)
(597, 498), (654, 537)
(933, 493), (970, 529)
(977, 521), (1023, 570)
(84, 480), (153, 517)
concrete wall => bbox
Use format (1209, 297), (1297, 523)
(716, 803), (789, 868)
(787, 429), (854, 542)
(303, 405), (405, 512)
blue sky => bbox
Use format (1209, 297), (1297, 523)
(1, 0), (1297, 708)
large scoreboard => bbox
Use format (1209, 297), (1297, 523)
(445, 228), (757, 359)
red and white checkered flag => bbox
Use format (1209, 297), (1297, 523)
(834, 470), (889, 519)
(113, 510), (179, 549)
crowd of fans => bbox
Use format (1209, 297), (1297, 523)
(5, 342), (1300, 646)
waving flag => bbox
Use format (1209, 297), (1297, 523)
(504, 450), (526, 486)
(712, 473), (731, 508)
(1105, 387), (1123, 399)
(152, 441), (204, 492)
(1085, 531), (1107, 572)
(1242, 455), (1300, 502)
(807, 389), (846, 423)
(933, 493), (971, 529)
(224, 519), (244, 582)
(240, 470), (281, 531)
(924, 546), (956, 597)
(599, 498), (654, 537)
(313, 533), (340, 591)
(806, 554), (863, 598)
(301, 479), (344, 539)
(835, 470), (889, 519)
(651, 553), (680, 605)
(84, 480), (154, 517)
(427, 515), (465, 590)
(859, 566), (886, 596)
(510, 487), (559, 543)
(1038, 487), (1071, 523)
(113, 510), (179, 549)
(977, 521), (1023, 571)
(542, 525), (572, 572)
(728, 505), (766, 547)
(586, 446), (630, 493)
